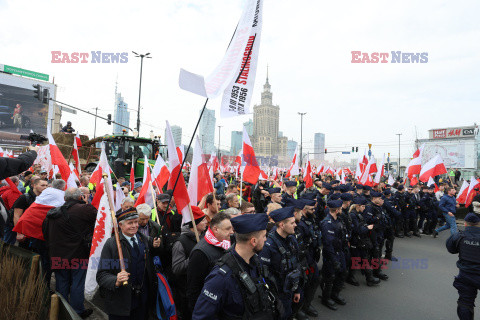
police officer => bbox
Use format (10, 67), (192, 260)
(405, 185), (422, 237)
(364, 191), (389, 281)
(315, 183), (331, 220)
(349, 197), (380, 286)
(393, 185), (408, 237)
(419, 185), (438, 235)
(383, 190), (402, 261)
(192, 213), (282, 320)
(339, 193), (355, 286)
(260, 207), (302, 319)
(320, 199), (347, 310)
(282, 181), (298, 204)
(267, 187), (283, 208)
(446, 213), (480, 320)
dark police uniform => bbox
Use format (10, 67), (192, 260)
(446, 213), (480, 320)
(260, 207), (301, 319)
(419, 187), (438, 234)
(192, 213), (281, 320)
(383, 193), (401, 260)
(320, 200), (347, 310)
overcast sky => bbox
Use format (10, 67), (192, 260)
(1, 0), (479, 163)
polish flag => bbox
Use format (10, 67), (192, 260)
(373, 154), (385, 185)
(317, 164), (324, 175)
(188, 137), (214, 206)
(406, 144), (425, 179)
(325, 166), (334, 176)
(130, 154), (135, 191)
(152, 154), (170, 191)
(241, 127), (260, 185)
(114, 183), (126, 212)
(90, 144), (113, 209)
(419, 155), (447, 182)
(273, 167), (279, 181)
(387, 174), (395, 186)
(465, 179), (480, 207)
(47, 130), (76, 188)
(410, 176), (419, 186)
(72, 132), (82, 175)
(427, 176), (439, 193)
(85, 191), (113, 298)
(259, 170), (268, 181)
(344, 168), (352, 176)
(210, 153), (220, 173)
(69, 163), (80, 181)
(0, 146), (3, 157)
(286, 145), (300, 178)
(135, 156), (155, 208)
(303, 161), (313, 188)
(360, 156), (376, 186)
(166, 121), (191, 223)
(359, 151), (368, 174)
(457, 180), (470, 204)
(13, 187), (65, 241)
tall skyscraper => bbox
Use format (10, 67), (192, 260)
(113, 91), (130, 135)
(287, 140), (298, 160)
(199, 108), (216, 154)
(230, 131), (243, 155)
(252, 72), (280, 158)
(314, 133), (325, 161)
(167, 125), (182, 146)
(243, 119), (254, 136)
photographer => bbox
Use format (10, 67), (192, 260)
(0, 146), (38, 180)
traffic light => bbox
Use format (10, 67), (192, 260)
(325, 148), (327, 154)
(356, 147), (359, 152)
(42, 88), (49, 104)
(32, 84), (42, 101)
(107, 114), (112, 125)
(352, 147), (355, 152)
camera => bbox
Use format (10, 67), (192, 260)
(20, 132), (47, 145)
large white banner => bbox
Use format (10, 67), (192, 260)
(220, 0), (263, 118)
(179, 0), (262, 116)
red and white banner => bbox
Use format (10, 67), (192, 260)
(72, 132), (82, 175)
(135, 156), (155, 208)
(457, 180), (470, 204)
(373, 154), (385, 185)
(241, 127), (260, 184)
(152, 154), (170, 191)
(465, 179), (480, 207)
(286, 145), (300, 177)
(406, 144), (425, 178)
(47, 130), (76, 188)
(85, 192), (113, 298)
(179, 0), (262, 117)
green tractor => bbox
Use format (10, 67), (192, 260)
(82, 134), (161, 182)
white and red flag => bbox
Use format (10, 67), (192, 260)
(286, 145), (300, 178)
(166, 121), (191, 224)
(303, 161), (313, 188)
(360, 156), (376, 186)
(419, 155), (447, 182)
(373, 154), (385, 185)
(71, 132), (82, 175)
(406, 144), (425, 179)
(13, 187), (65, 241)
(135, 156), (156, 208)
(188, 137), (214, 206)
(465, 179), (480, 207)
(152, 154), (170, 191)
(427, 176), (439, 193)
(130, 154), (135, 191)
(47, 130), (77, 188)
(90, 144), (113, 209)
(85, 191), (113, 298)
(241, 127), (260, 185)
(457, 180), (470, 204)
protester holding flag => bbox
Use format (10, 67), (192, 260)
(43, 187), (96, 319)
(96, 207), (161, 319)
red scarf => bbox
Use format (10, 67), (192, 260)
(204, 227), (231, 250)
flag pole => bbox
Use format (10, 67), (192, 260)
(162, 98), (209, 229)
(103, 173), (128, 286)
(239, 168), (243, 206)
(188, 204), (200, 242)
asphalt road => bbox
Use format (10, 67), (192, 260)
(310, 225), (478, 320)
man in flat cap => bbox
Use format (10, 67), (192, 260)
(96, 207), (161, 319)
(446, 213), (480, 320)
(192, 213), (282, 320)
(260, 207), (302, 319)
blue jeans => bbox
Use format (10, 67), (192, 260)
(55, 267), (87, 314)
(436, 212), (458, 235)
(2, 225), (16, 244)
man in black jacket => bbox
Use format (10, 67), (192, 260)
(96, 207), (161, 320)
(0, 147), (38, 180)
(187, 212), (233, 312)
(44, 187), (96, 319)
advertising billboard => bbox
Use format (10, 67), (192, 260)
(0, 72), (55, 147)
(420, 138), (478, 169)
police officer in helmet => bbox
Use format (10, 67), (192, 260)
(192, 213), (282, 320)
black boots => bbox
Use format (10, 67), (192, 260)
(302, 304), (318, 318)
(321, 282), (337, 310)
(346, 270), (360, 286)
(365, 269), (380, 286)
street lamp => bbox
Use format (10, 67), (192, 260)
(396, 133), (402, 177)
(217, 125), (222, 159)
(132, 51), (152, 136)
(298, 112), (307, 167)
